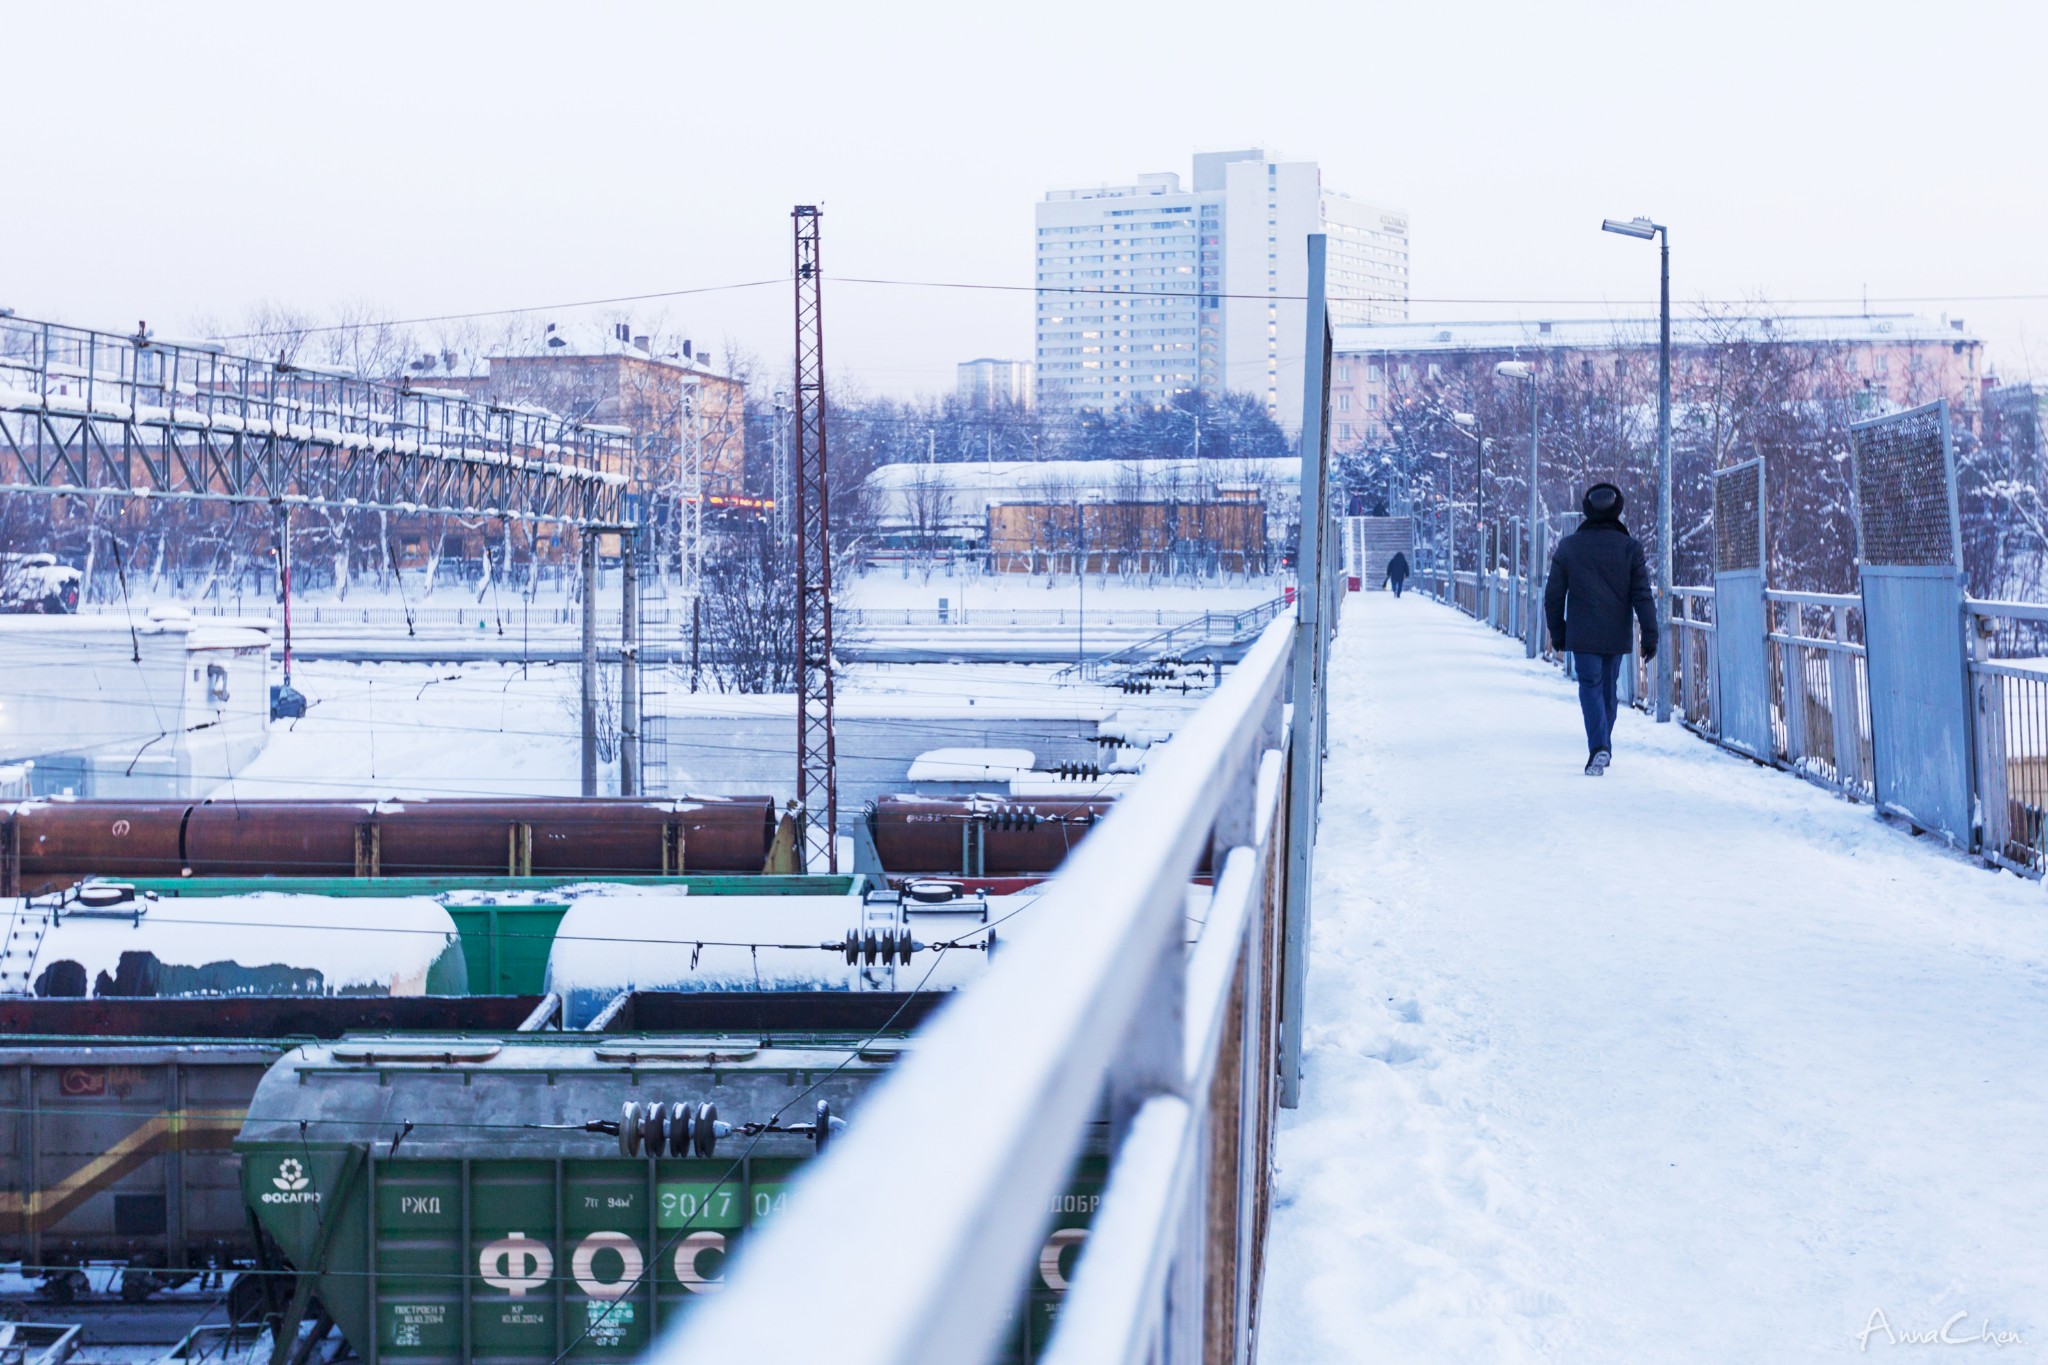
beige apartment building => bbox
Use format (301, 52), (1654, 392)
(1327, 314), (1984, 449)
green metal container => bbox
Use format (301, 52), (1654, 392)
(442, 906), (568, 996)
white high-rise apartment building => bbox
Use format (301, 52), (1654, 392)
(956, 357), (1033, 409)
(1034, 149), (1407, 422)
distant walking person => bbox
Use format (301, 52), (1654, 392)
(1386, 551), (1410, 598)
(1544, 483), (1657, 775)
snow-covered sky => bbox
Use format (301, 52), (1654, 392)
(5, 0), (2043, 392)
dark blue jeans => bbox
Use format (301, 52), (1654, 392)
(1572, 651), (1625, 754)
(1390, 577), (1405, 597)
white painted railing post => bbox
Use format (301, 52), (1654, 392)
(1280, 234), (1332, 1110)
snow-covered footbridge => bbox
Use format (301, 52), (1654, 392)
(1263, 591), (2048, 1360)
(649, 269), (2039, 1364)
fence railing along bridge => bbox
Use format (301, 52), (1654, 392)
(1419, 398), (2048, 879)
(643, 236), (1347, 1365)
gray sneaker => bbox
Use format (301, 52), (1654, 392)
(1584, 748), (1611, 776)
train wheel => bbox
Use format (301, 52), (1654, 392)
(37, 1268), (87, 1303)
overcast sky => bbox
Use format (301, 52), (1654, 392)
(5, 0), (2042, 395)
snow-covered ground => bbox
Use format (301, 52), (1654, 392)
(83, 569), (1281, 624)
(843, 569), (1279, 617)
(1263, 592), (2048, 1361)
(210, 660), (1158, 801)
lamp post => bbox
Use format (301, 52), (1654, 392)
(1427, 449), (1451, 597)
(1601, 214), (1673, 722)
(1495, 360), (1540, 657)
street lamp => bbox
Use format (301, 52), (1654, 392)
(1495, 360), (1540, 658)
(1602, 213), (1673, 722)
(1427, 449), (1451, 594)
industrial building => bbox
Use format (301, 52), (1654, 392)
(861, 456), (1299, 561)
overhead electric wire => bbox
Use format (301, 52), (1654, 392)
(207, 279), (789, 343)
(194, 273), (2048, 350)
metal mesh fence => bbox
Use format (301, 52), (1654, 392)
(1713, 460), (1764, 574)
(1851, 404), (1955, 567)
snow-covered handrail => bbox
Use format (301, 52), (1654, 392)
(662, 609), (1304, 1364)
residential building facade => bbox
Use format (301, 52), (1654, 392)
(410, 322), (748, 499)
(1034, 149), (1407, 423)
(956, 358), (1033, 409)
(1327, 314), (1986, 449)
(1984, 379), (2048, 486)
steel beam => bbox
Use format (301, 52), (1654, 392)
(0, 315), (630, 525)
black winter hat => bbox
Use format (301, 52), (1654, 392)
(1582, 483), (1625, 521)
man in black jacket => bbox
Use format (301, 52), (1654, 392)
(1386, 550), (1410, 597)
(1544, 483), (1658, 775)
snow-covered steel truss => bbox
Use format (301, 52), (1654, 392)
(791, 207), (837, 872)
(0, 315), (630, 525)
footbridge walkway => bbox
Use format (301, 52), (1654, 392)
(640, 255), (2041, 1362)
(1264, 592), (2048, 1360)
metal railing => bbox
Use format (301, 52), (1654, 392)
(1765, 590), (1873, 801)
(0, 1322), (81, 1365)
(84, 599), (1235, 636)
(1059, 595), (1290, 682)
(1424, 565), (1660, 712)
(1670, 587), (1718, 734)
(1967, 600), (2048, 874)
(1417, 525), (2048, 886)
(667, 609), (1311, 1362)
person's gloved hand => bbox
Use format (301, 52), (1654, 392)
(1641, 638), (1658, 661)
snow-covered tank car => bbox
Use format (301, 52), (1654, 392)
(0, 886), (467, 1000)
(542, 886), (1005, 1027)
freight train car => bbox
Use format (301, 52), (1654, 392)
(0, 992), (946, 1308)
(542, 885), (1005, 1026)
(0, 887), (468, 1000)
(867, 795), (1112, 877)
(6, 877), (1003, 1016)
(236, 1033), (1103, 1363)
(0, 997), (555, 1306)
(0, 796), (784, 896)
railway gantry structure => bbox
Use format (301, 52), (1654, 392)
(0, 313), (632, 524)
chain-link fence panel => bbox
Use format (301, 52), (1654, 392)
(1713, 459), (1764, 574)
(1851, 404), (1957, 568)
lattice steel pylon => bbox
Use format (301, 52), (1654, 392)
(676, 387), (704, 603)
(791, 205), (837, 872)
